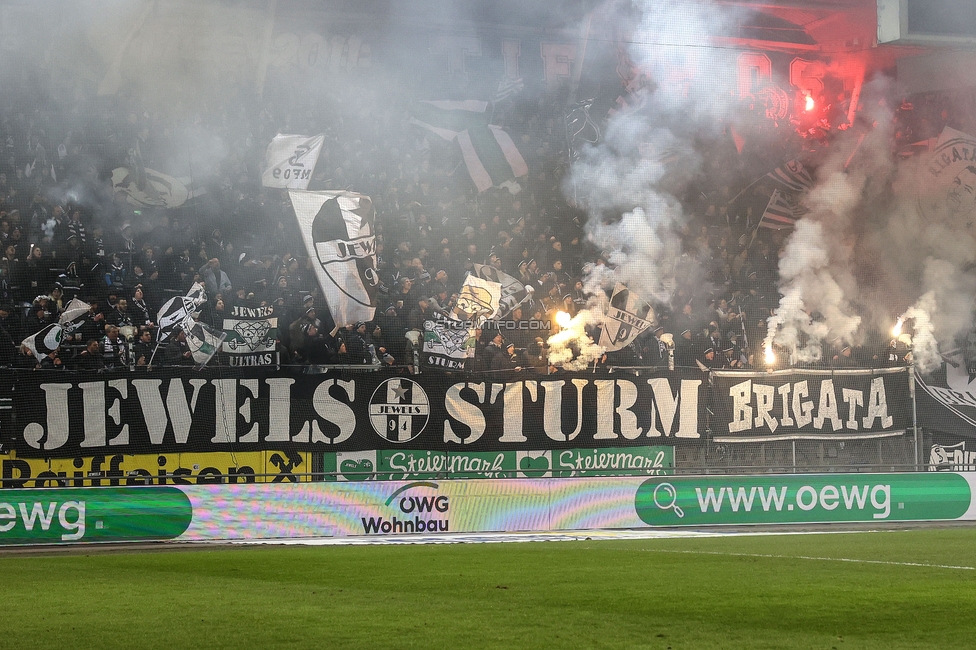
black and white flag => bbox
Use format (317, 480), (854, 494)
(290, 190), (378, 327)
(157, 283), (208, 344)
(262, 134), (324, 190)
(598, 283), (653, 351)
(185, 281), (207, 308)
(59, 298), (91, 333)
(184, 319), (226, 368)
(472, 264), (529, 319)
(453, 274), (502, 322)
(156, 297), (195, 343)
(221, 304), (279, 366)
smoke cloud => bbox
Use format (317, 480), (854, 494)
(551, 0), (743, 365)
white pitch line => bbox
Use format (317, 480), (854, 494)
(219, 529), (731, 546)
(215, 528), (863, 547)
(636, 548), (976, 571)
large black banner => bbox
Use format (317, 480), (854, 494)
(2, 368), (706, 457)
(915, 361), (976, 440)
(711, 368), (911, 442)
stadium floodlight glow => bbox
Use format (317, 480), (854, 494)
(555, 311), (572, 328)
(892, 317), (904, 337)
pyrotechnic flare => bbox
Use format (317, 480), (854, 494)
(555, 311), (572, 329)
(546, 310), (604, 371)
(892, 318), (903, 337)
(896, 292), (940, 373)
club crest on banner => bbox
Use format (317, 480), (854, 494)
(918, 127), (976, 227)
(916, 351), (976, 433)
(231, 320), (272, 352)
(290, 190), (378, 327)
(369, 378), (430, 443)
(599, 283), (653, 351)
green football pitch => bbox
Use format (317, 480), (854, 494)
(3, 528), (976, 649)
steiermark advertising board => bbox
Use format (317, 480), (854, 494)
(2, 473), (976, 545)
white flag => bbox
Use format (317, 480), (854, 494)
(290, 189), (378, 327)
(453, 274), (502, 322)
(262, 134), (325, 190)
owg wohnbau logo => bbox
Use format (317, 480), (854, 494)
(361, 481), (449, 534)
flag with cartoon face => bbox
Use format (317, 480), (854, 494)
(290, 190), (378, 328)
(58, 298), (91, 333)
(472, 264), (528, 319)
(917, 127), (976, 228)
(453, 275), (501, 322)
(422, 319), (475, 370)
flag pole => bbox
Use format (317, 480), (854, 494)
(148, 341), (162, 367)
(726, 173), (765, 208)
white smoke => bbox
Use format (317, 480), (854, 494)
(898, 290), (939, 373)
(764, 170), (866, 360)
(547, 309), (606, 371)
(764, 91), (897, 362)
(551, 0), (743, 367)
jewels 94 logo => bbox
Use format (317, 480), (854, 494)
(361, 481), (449, 534)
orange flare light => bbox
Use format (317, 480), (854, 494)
(892, 318), (904, 337)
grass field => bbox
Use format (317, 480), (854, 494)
(3, 529), (976, 649)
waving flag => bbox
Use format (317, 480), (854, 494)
(409, 101), (527, 192)
(493, 77), (524, 103)
(261, 134), (325, 190)
(23, 323), (63, 358)
(156, 284), (209, 344)
(472, 264), (528, 319)
(766, 159), (813, 193)
(184, 319), (226, 367)
(156, 297), (193, 343)
(290, 190), (378, 327)
(185, 282), (207, 308)
(759, 189), (797, 230)
(58, 298), (91, 332)
(422, 319), (475, 370)
(598, 283), (653, 351)
(453, 275), (502, 322)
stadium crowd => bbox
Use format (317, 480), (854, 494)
(0, 73), (918, 373)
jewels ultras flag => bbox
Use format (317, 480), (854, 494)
(290, 190), (378, 327)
